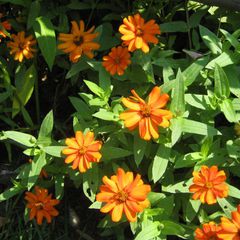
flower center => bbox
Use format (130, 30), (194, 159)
(74, 35), (84, 46)
(79, 146), (87, 155)
(114, 57), (120, 64)
(140, 104), (151, 117)
(115, 190), (128, 202)
(205, 182), (213, 189)
(35, 202), (44, 210)
(136, 28), (143, 37)
(19, 42), (26, 50)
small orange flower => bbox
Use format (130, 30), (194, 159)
(119, 13), (160, 53)
(25, 186), (59, 225)
(62, 131), (102, 173)
(0, 20), (11, 40)
(7, 31), (36, 62)
(189, 165), (228, 205)
(96, 168), (151, 222)
(58, 20), (100, 63)
(119, 86), (172, 141)
(195, 221), (222, 240)
(217, 205), (240, 240)
(102, 46), (131, 76)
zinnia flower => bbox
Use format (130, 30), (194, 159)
(195, 221), (222, 240)
(62, 131), (102, 173)
(189, 165), (228, 205)
(58, 20), (100, 63)
(7, 31), (36, 62)
(119, 86), (172, 141)
(96, 168), (151, 222)
(217, 205), (240, 240)
(102, 46), (131, 76)
(0, 20), (11, 40)
(25, 186), (59, 225)
(119, 13), (160, 53)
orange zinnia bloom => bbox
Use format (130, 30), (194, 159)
(119, 13), (160, 53)
(195, 221), (222, 240)
(58, 20), (100, 63)
(62, 131), (102, 173)
(25, 186), (59, 225)
(7, 31), (36, 62)
(217, 205), (240, 240)
(102, 46), (131, 76)
(96, 168), (151, 222)
(0, 20), (11, 39)
(119, 86), (172, 141)
(189, 165), (228, 205)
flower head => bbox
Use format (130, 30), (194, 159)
(25, 186), (59, 225)
(119, 13), (160, 53)
(102, 46), (131, 76)
(195, 221), (222, 240)
(119, 86), (172, 141)
(7, 31), (36, 62)
(62, 131), (102, 173)
(217, 205), (240, 240)
(189, 165), (228, 205)
(96, 168), (151, 222)
(0, 20), (11, 40)
(58, 20), (100, 63)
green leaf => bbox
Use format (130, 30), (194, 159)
(3, 131), (36, 147)
(43, 146), (65, 157)
(84, 80), (104, 97)
(101, 146), (132, 160)
(28, 152), (47, 190)
(99, 66), (111, 98)
(199, 25), (222, 54)
(171, 117), (183, 146)
(0, 186), (23, 202)
(27, 1), (40, 29)
(214, 64), (230, 99)
(151, 145), (171, 183)
(92, 109), (119, 121)
(185, 199), (201, 223)
(161, 221), (186, 237)
(55, 174), (65, 199)
(38, 110), (53, 142)
(220, 29), (240, 50)
(228, 184), (240, 199)
(219, 99), (237, 123)
(66, 58), (89, 78)
(33, 17), (56, 70)
(217, 198), (236, 218)
(174, 152), (202, 169)
(160, 21), (188, 32)
(133, 135), (147, 166)
(162, 178), (192, 193)
(185, 94), (211, 110)
(182, 119), (221, 136)
(134, 222), (161, 240)
(0, 0), (30, 6)
(225, 66), (240, 98)
(69, 97), (92, 120)
(12, 64), (37, 117)
(170, 69), (185, 116)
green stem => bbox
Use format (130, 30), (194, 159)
(185, 0), (193, 50)
(34, 67), (40, 124)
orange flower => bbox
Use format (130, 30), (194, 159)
(119, 86), (172, 141)
(7, 31), (36, 62)
(25, 186), (59, 225)
(217, 205), (240, 240)
(119, 13), (160, 53)
(102, 46), (131, 76)
(58, 20), (100, 63)
(195, 221), (222, 240)
(189, 165), (228, 205)
(96, 168), (151, 222)
(62, 131), (102, 173)
(0, 20), (11, 39)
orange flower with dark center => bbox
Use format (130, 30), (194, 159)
(119, 86), (172, 141)
(217, 205), (240, 240)
(195, 221), (222, 240)
(58, 20), (100, 63)
(0, 20), (11, 40)
(102, 46), (131, 76)
(7, 31), (36, 62)
(25, 186), (59, 225)
(189, 165), (228, 205)
(62, 131), (102, 173)
(96, 168), (151, 222)
(119, 13), (160, 53)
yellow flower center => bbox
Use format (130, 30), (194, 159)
(205, 182), (213, 189)
(35, 202), (44, 210)
(74, 35), (84, 46)
(136, 28), (143, 37)
(140, 104), (151, 117)
(79, 146), (87, 155)
(116, 190), (128, 202)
